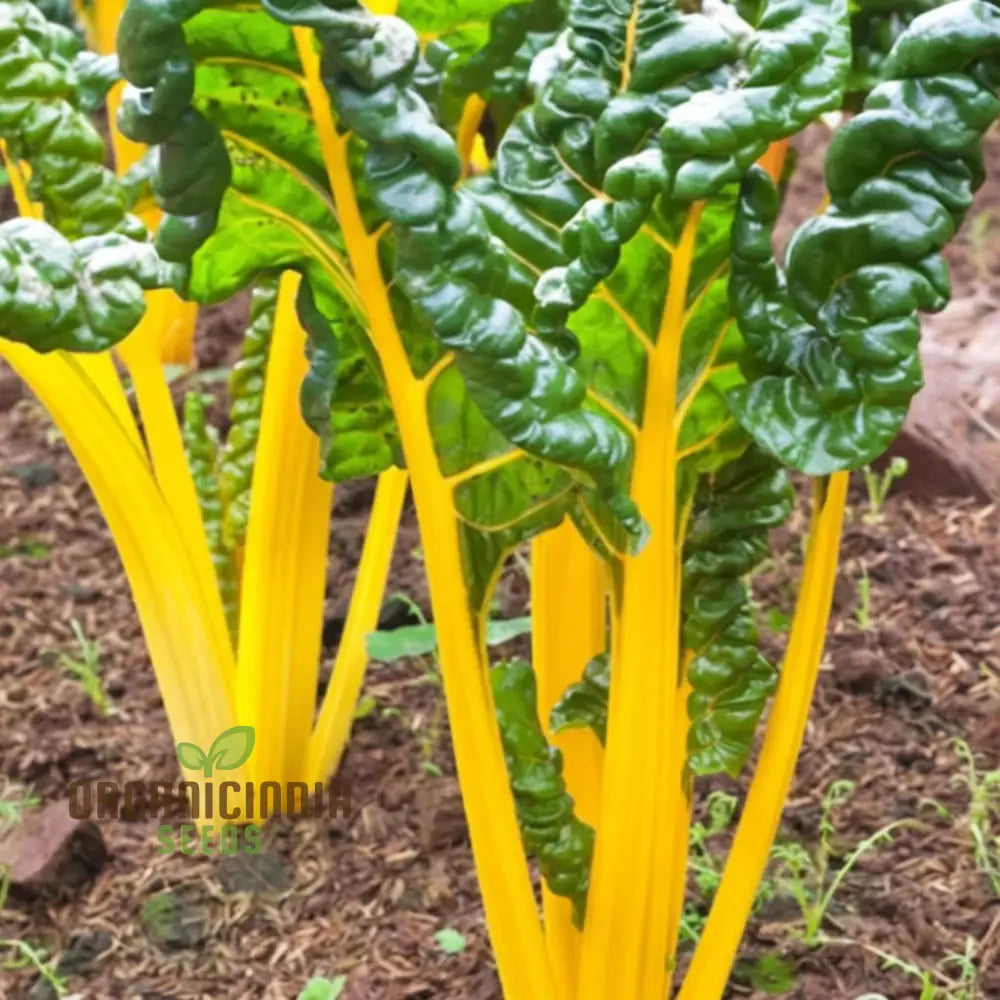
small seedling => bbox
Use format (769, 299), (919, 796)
(367, 590), (532, 775)
(434, 927), (468, 955)
(0, 876), (68, 1000)
(952, 739), (1000, 895)
(353, 693), (379, 720)
(844, 937), (983, 1000)
(855, 563), (873, 631)
(297, 976), (347, 1000)
(771, 780), (914, 946)
(746, 954), (797, 994)
(861, 456), (908, 524)
(681, 792), (777, 944)
(0, 538), (49, 560)
(0, 781), (39, 835)
(56, 619), (112, 716)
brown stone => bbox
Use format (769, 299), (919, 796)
(0, 800), (107, 900)
(891, 297), (1000, 503)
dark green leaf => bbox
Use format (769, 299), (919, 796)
(492, 658), (594, 928)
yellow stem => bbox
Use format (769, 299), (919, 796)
(457, 94), (487, 177)
(756, 138), (790, 184)
(1, 343), (236, 783)
(307, 467), (408, 785)
(235, 270), (335, 789)
(116, 302), (235, 693)
(532, 520), (608, 1000)
(578, 204), (703, 1000)
(293, 27), (556, 998)
(677, 471), (849, 1000)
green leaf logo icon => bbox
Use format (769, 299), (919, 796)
(176, 726), (255, 777)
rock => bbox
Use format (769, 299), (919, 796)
(833, 646), (885, 695)
(214, 850), (289, 894)
(416, 780), (468, 851)
(0, 801), (107, 901)
(892, 297), (1000, 502)
(140, 891), (209, 950)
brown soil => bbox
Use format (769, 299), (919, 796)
(1, 135), (999, 1000)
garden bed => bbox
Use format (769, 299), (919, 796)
(1, 129), (998, 1000)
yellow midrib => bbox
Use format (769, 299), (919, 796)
(577, 203), (703, 1000)
(235, 270), (334, 788)
(620, 1), (642, 93)
(292, 27), (557, 1000)
(533, 520), (608, 1000)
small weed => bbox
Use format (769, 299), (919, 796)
(746, 954), (797, 994)
(771, 780), (914, 946)
(55, 619), (112, 716)
(297, 976), (347, 1000)
(841, 936), (984, 1000)
(861, 456), (908, 524)
(681, 792), (777, 944)
(952, 739), (1000, 895)
(0, 872), (68, 999)
(855, 563), (873, 631)
(353, 693), (379, 720)
(0, 538), (49, 560)
(0, 780), (39, 835)
(434, 927), (468, 955)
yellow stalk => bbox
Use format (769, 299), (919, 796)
(578, 204), (703, 1000)
(307, 466), (408, 785)
(116, 304), (235, 693)
(457, 95), (487, 177)
(235, 270), (334, 789)
(677, 471), (849, 1000)
(661, 508), (696, 986)
(293, 27), (556, 998)
(2, 106), (232, 768)
(757, 139), (790, 184)
(77, 0), (148, 175)
(532, 520), (608, 1000)
(1, 342), (236, 780)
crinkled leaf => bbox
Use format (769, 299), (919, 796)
(549, 652), (609, 745)
(0, 218), (182, 351)
(492, 658), (594, 928)
(118, 0), (645, 618)
(0, 1), (130, 237)
(729, 1), (1000, 473)
(405, 0), (565, 127)
(683, 445), (793, 777)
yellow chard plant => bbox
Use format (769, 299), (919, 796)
(0, 0), (406, 802)
(2, 0), (998, 995)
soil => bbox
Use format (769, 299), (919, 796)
(1, 135), (999, 1000)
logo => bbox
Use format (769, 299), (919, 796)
(176, 725), (255, 778)
(67, 725), (352, 857)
